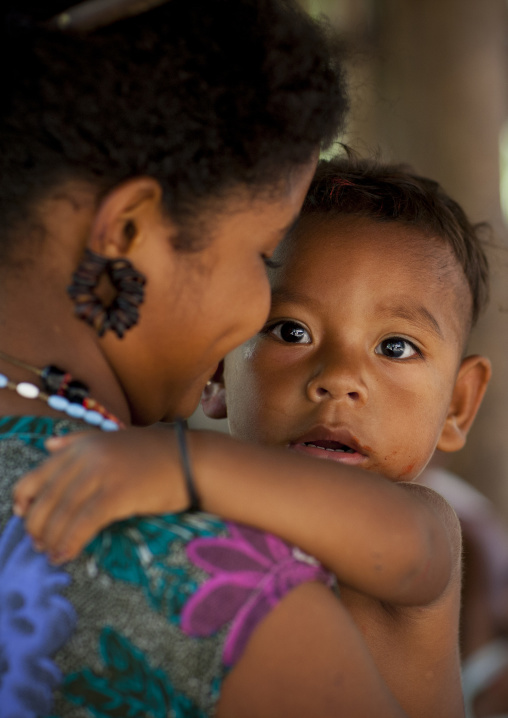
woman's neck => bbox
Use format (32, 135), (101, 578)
(0, 268), (132, 426)
(0, 185), (134, 424)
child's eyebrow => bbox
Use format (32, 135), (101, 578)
(269, 287), (333, 317)
(382, 305), (443, 339)
(270, 288), (320, 309)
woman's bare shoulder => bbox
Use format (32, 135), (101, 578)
(217, 581), (407, 718)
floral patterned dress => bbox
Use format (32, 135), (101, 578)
(0, 417), (334, 717)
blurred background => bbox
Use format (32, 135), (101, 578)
(191, 0), (508, 523)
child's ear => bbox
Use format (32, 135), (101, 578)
(437, 355), (491, 453)
(201, 361), (228, 419)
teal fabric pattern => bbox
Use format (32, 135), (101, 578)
(0, 417), (231, 716)
(64, 628), (206, 718)
(86, 514), (225, 624)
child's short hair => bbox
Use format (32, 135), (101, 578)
(301, 154), (489, 328)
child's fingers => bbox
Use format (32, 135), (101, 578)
(13, 449), (75, 517)
(47, 496), (114, 564)
(41, 469), (143, 563)
(13, 433), (96, 516)
(45, 432), (90, 452)
(32, 471), (110, 562)
(12, 466), (46, 516)
(22, 455), (87, 544)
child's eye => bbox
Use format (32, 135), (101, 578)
(375, 337), (420, 359)
(266, 320), (311, 344)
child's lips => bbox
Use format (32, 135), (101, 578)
(287, 428), (369, 466)
(289, 442), (366, 465)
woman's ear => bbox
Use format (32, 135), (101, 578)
(437, 355), (492, 453)
(201, 361), (228, 419)
(88, 176), (171, 258)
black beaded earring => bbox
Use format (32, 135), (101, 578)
(67, 249), (146, 339)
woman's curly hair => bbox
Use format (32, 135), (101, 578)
(0, 0), (348, 253)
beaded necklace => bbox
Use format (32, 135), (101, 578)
(0, 350), (122, 431)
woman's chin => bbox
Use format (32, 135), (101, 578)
(165, 387), (205, 423)
(131, 372), (212, 426)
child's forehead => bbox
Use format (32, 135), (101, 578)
(272, 213), (472, 337)
(276, 214), (463, 282)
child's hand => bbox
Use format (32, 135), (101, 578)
(12, 427), (189, 564)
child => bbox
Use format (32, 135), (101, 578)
(14, 156), (492, 718)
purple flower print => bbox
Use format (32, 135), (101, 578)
(0, 516), (77, 717)
(181, 523), (334, 666)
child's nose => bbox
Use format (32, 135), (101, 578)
(305, 355), (368, 406)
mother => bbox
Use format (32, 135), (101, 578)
(0, 1), (406, 716)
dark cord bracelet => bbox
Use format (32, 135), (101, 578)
(174, 418), (200, 512)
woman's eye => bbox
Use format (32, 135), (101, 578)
(375, 337), (419, 359)
(262, 255), (282, 269)
(267, 321), (311, 344)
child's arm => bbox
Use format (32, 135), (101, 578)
(13, 425), (455, 606)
